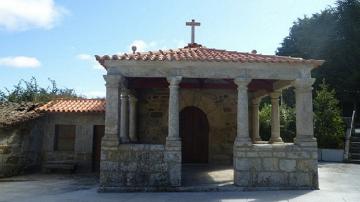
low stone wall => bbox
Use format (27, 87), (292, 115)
(100, 144), (170, 190)
(234, 143), (318, 189)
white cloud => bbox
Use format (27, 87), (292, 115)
(0, 0), (67, 31)
(0, 56), (41, 68)
(127, 39), (186, 54)
(128, 40), (157, 52)
(76, 53), (103, 70)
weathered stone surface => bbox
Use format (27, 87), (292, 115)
(234, 143), (318, 189)
(100, 144), (171, 188)
(279, 159), (296, 172)
(262, 158), (279, 171)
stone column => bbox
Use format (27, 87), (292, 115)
(234, 77), (252, 146)
(270, 90), (283, 143)
(129, 94), (138, 142)
(165, 76), (182, 187)
(166, 76), (182, 141)
(120, 88), (130, 143)
(103, 74), (123, 146)
(251, 97), (261, 142)
(293, 78), (316, 146)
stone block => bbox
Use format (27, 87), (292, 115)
(235, 158), (261, 171)
(279, 159), (296, 172)
(234, 171), (251, 186)
(262, 158), (279, 171)
(287, 151), (310, 159)
(289, 172), (312, 187)
(297, 160), (317, 172)
(246, 152), (259, 157)
(257, 172), (288, 186)
(273, 152), (286, 158)
(258, 152), (272, 157)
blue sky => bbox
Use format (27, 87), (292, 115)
(0, 0), (336, 98)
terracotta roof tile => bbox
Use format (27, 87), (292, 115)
(37, 99), (105, 113)
(95, 44), (324, 68)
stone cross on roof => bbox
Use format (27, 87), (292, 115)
(186, 19), (200, 44)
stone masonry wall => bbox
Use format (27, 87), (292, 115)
(137, 88), (237, 164)
(42, 113), (104, 172)
(0, 119), (43, 177)
(100, 144), (169, 189)
(234, 144), (318, 189)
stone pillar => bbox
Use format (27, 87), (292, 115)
(103, 74), (123, 146)
(269, 90), (283, 143)
(251, 97), (261, 142)
(129, 94), (138, 142)
(165, 76), (182, 187)
(234, 77), (252, 146)
(293, 78), (316, 146)
(166, 76), (182, 141)
(120, 88), (130, 143)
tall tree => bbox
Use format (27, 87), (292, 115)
(277, 0), (360, 114)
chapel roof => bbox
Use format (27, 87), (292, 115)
(36, 99), (105, 113)
(0, 102), (42, 128)
(95, 43), (324, 68)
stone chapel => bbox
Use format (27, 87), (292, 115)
(94, 20), (324, 191)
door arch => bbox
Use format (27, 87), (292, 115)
(180, 106), (209, 163)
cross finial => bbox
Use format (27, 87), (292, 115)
(186, 19), (200, 44)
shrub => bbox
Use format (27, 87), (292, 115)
(259, 103), (296, 142)
(314, 80), (346, 149)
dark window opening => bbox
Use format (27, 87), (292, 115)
(54, 124), (76, 151)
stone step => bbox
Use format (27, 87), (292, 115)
(348, 159), (360, 164)
(351, 137), (360, 142)
(350, 153), (360, 159)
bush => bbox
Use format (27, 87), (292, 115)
(259, 103), (296, 142)
(0, 77), (81, 103)
(314, 80), (346, 149)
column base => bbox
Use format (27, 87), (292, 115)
(119, 136), (130, 143)
(295, 136), (317, 147)
(102, 133), (119, 147)
(269, 137), (284, 144)
(234, 137), (252, 147)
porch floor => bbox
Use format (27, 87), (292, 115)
(181, 164), (234, 187)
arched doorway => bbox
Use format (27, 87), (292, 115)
(180, 106), (209, 163)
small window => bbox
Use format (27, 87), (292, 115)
(54, 125), (76, 151)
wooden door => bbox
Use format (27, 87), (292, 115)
(180, 106), (209, 163)
(92, 125), (105, 172)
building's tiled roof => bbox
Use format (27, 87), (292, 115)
(37, 99), (105, 113)
(0, 102), (42, 128)
(95, 43), (324, 67)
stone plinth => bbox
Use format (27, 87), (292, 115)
(233, 143), (318, 189)
(99, 144), (173, 191)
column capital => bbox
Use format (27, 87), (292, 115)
(103, 74), (125, 88)
(270, 90), (282, 99)
(167, 76), (182, 86)
(129, 94), (138, 103)
(293, 78), (315, 91)
(234, 77), (251, 88)
(251, 97), (261, 105)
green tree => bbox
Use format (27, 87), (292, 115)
(0, 77), (81, 103)
(314, 80), (346, 148)
(259, 103), (296, 142)
(277, 0), (360, 113)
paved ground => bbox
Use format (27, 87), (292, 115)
(0, 163), (359, 202)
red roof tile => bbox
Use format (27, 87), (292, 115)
(95, 44), (324, 67)
(37, 99), (105, 113)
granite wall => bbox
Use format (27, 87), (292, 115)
(137, 88), (237, 164)
(99, 144), (173, 191)
(0, 119), (43, 177)
(233, 144), (318, 189)
(42, 112), (105, 172)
